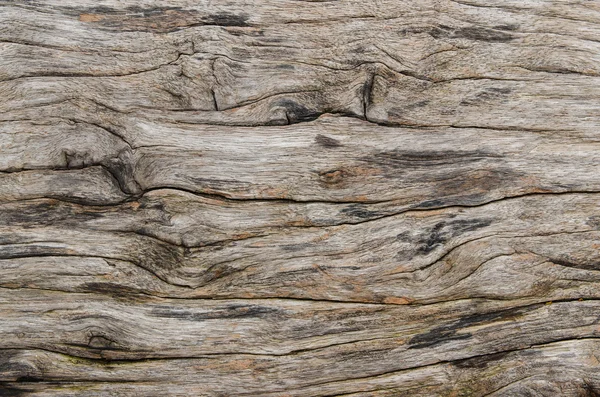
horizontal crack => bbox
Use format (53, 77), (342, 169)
(0, 50), (191, 83)
(274, 334), (600, 395)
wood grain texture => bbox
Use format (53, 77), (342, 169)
(2, 0), (600, 395)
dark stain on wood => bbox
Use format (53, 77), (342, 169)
(78, 7), (249, 32)
(340, 204), (385, 219)
(416, 218), (493, 254)
(550, 258), (600, 271)
(452, 351), (511, 368)
(150, 304), (283, 321)
(315, 134), (342, 148)
(364, 149), (496, 172)
(409, 305), (536, 349)
(461, 87), (513, 106)
(276, 99), (322, 124)
(430, 25), (515, 42)
(0, 384), (29, 397)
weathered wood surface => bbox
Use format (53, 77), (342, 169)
(2, 0), (600, 395)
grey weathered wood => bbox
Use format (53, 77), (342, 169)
(2, 0), (600, 395)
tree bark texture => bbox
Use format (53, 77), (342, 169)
(2, 0), (600, 395)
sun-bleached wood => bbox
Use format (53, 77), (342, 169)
(2, 0), (600, 395)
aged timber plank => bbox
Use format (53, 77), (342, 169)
(2, 116), (600, 204)
(2, 193), (600, 302)
(1, 295), (600, 395)
(1, 1), (600, 127)
(2, 0), (600, 396)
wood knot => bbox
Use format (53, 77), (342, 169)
(319, 169), (346, 184)
(88, 334), (119, 349)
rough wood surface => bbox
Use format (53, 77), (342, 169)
(2, 1), (600, 395)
